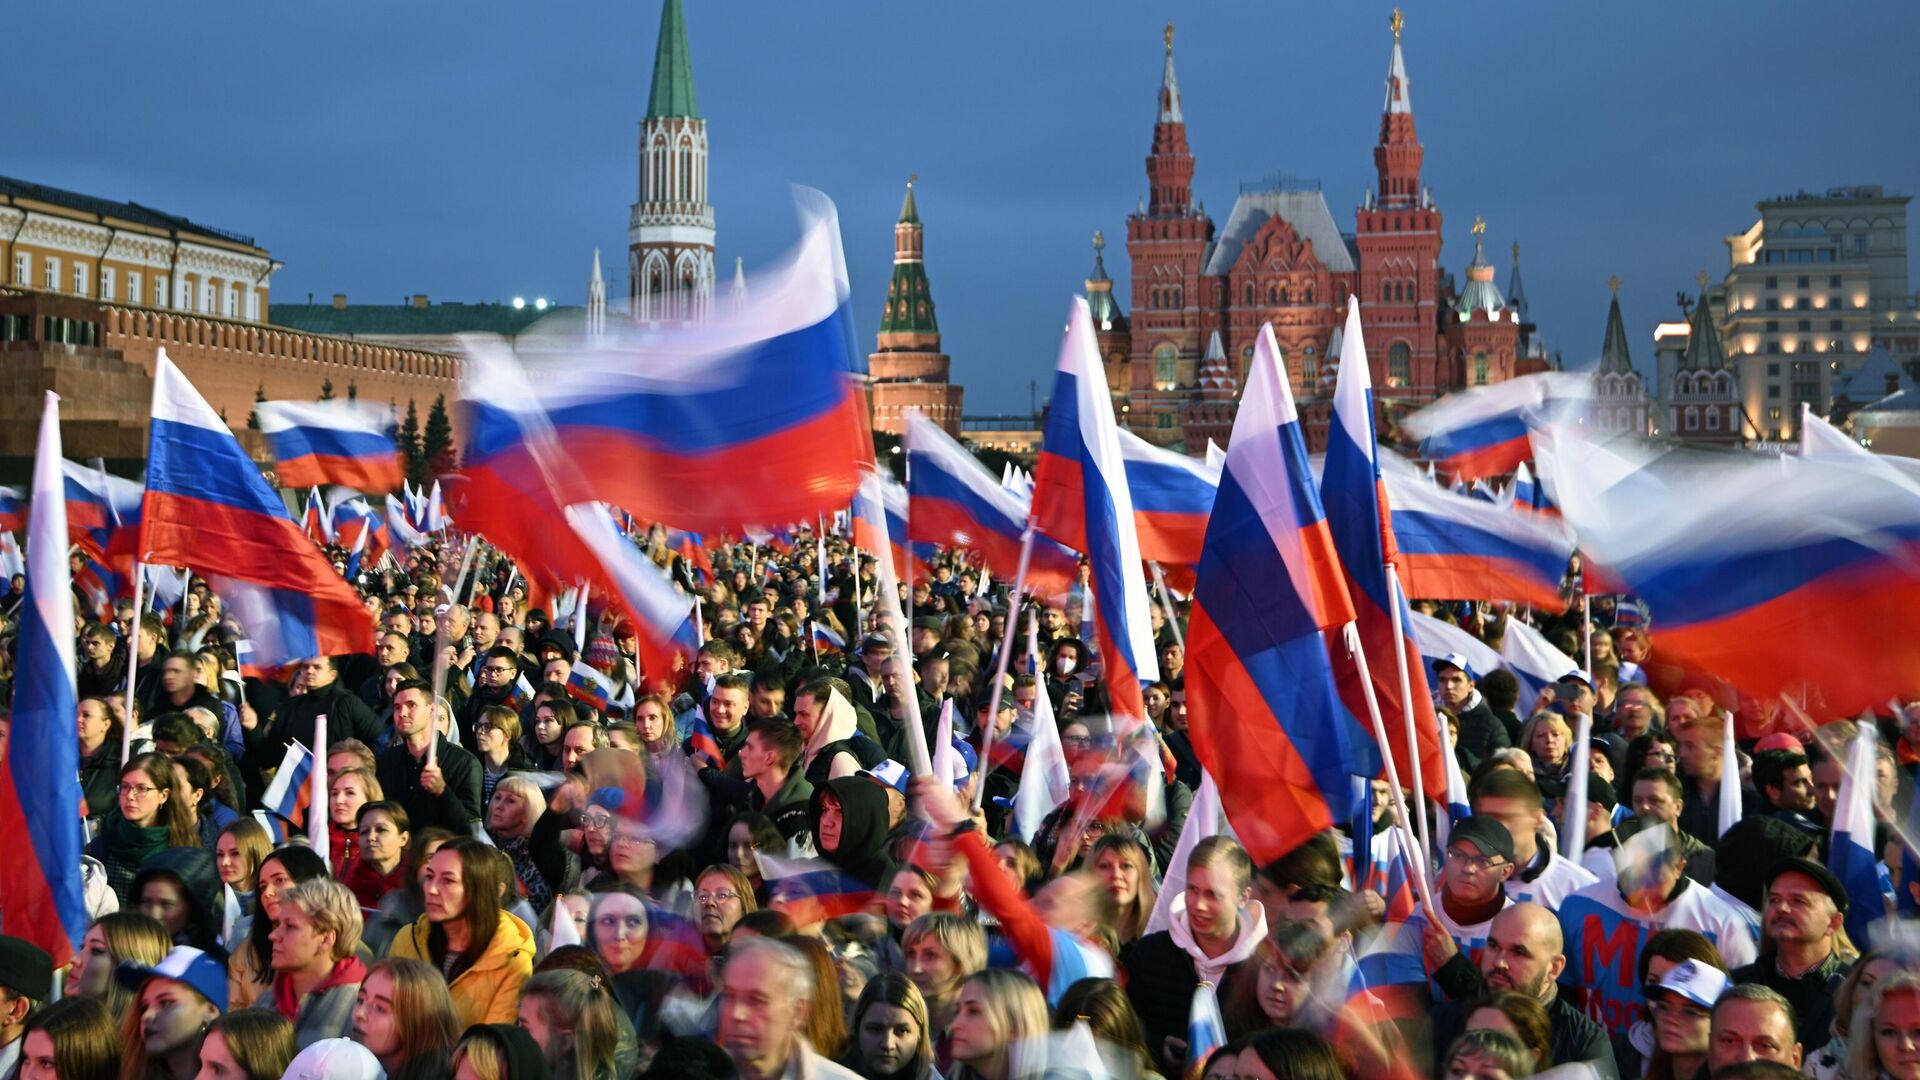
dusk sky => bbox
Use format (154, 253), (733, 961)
(13, 1), (1917, 413)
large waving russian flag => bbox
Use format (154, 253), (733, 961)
(139, 350), (374, 663)
(565, 502), (698, 693)
(1405, 372), (1591, 481)
(255, 399), (404, 492)
(461, 189), (871, 533)
(849, 470), (930, 582)
(0, 392), (84, 967)
(1382, 453), (1576, 609)
(1321, 302), (1445, 800)
(1186, 323), (1377, 865)
(905, 412), (1078, 596)
(1116, 427), (1219, 569)
(61, 460), (142, 562)
(1031, 298), (1160, 721)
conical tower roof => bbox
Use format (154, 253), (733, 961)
(1196, 330), (1236, 399)
(1085, 231), (1127, 333)
(880, 179), (937, 337)
(1507, 241), (1530, 322)
(1682, 273), (1727, 371)
(1599, 277), (1633, 375)
(1455, 217), (1507, 318)
(1159, 22), (1183, 123)
(645, 0), (699, 120)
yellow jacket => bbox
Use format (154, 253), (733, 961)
(387, 910), (534, 1027)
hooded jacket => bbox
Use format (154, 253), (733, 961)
(131, 845), (224, 953)
(810, 775), (893, 888)
(389, 910), (536, 1027)
(275, 954), (368, 1049)
(463, 1023), (554, 1080)
(1126, 896), (1268, 1076)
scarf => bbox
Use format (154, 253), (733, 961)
(101, 810), (170, 864)
(1166, 892), (1268, 990)
(271, 954), (367, 1021)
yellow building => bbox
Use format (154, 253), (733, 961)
(1, 175), (279, 321)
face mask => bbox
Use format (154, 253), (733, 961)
(1056, 656), (1076, 676)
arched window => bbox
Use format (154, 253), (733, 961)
(1245, 283), (1256, 306)
(1303, 285), (1313, 305)
(1172, 286), (1182, 308)
(679, 140), (692, 202)
(1685, 406), (1699, 430)
(1278, 286), (1290, 306)
(1381, 281), (1391, 303)
(1268, 286), (1278, 305)
(1706, 407), (1721, 431)
(1473, 352), (1489, 385)
(1153, 343), (1178, 387)
(1388, 342), (1411, 386)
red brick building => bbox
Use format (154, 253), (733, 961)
(1103, 15), (1531, 454)
(869, 180), (963, 436)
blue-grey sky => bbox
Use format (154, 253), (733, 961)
(10, 2), (1917, 413)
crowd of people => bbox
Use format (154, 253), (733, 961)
(4, 525), (1920, 1080)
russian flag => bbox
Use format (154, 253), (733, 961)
(255, 399), (404, 493)
(330, 497), (388, 564)
(565, 659), (618, 714)
(138, 350), (375, 664)
(857, 470), (931, 580)
(460, 189), (872, 534)
(1383, 453), (1576, 609)
(1032, 298), (1161, 722)
(302, 487), (332, 545)
(906, 412), (1078, 597)
(0, 392), (85, 966)
(1115, 428), (1219, 570)
(0, 486), (22, 533)
(1510, 462), (1558, 516)
(1186, 323), (1378, 865)
(424, 480), (450, 532)
(1405, 372), (1591, 481)
(564, 502), (698, 693)
(1350, 828), (1430, 1022)
(1321, 302), (1445, 802)
(61, 460), (142, 562)
(1829, 724), (1885, 948)
(1498, 617), (1579, 702)
(661, 526), (714, 585)
(811, 621), (846, 656)
(260, 740), (315, 830)
(758, 853), (878, 925)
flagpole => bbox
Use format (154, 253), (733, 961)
(1581, 593), (1593, 673)
(120, 563), (144, 765)
(1149, 561), (1185, 651)
(449, 536), (480, 608)
(975, 524), (1036, 810)
(1561, 711), (1593, 863)
(1341, 622), (1435, 910)
(1383, 565), (1434, 870)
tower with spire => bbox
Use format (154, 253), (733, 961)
(628, 0), (715, 324)
(586, 248), (606, 339)
(1668, 272), (1741, 443)
(1595, 276), (1649, 434)
(1085, 231), (1132, 411)
(1125, 22), (1216, 448)
(869, 178), (963, 436)
(1180, 330), (1238, 450)
(1442, 217), (1521, 389)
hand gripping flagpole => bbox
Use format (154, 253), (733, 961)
(1342, 621), (1435, 912)
(119, 565), (145, 765)
(1384, 565), (1435, 872)
(974, 522), (1037, 810)
(1149, 561), (1185, 650)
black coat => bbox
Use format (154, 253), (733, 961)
(245, 681), (383, 777)
(1454, 694), (1512, 763)
(375, 735), (484, 835)
(1124, 930), (1256, 1076)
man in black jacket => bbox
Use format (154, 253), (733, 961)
(1430, 902), (1617, 1076)
(244, 656), (384, 778)
(375, 679), (483, 835)
(1433, 653), (1512, 766)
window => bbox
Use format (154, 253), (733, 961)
(1388, 342), (1410, 386)
(1767, 363), (1780, 376)
(73, 263), (88, 295)
(1830, 320), (1842, 333)
(101, 267), (115, 302)
(202, 283), (215, 313)
(1473, 352), (1489, 385)
(1707, 409), (1720, 431)
(155, 275), (168, 308)
(45, 257), (59, 290)
(1766, 299), (1779, 311)
(1154, 343), (1177, 386)
(1156, 412), (1173, 429)
(129, 271), (141, 306)
(1768, 406), (1783, 422)
(1768, 385), (1781, 399)
(1684, 406), (1699, 430)
(11, 253), (24, 284)
(1798, 319), (1811, 332)
(1829, 297), (1841, 312)
(1301, 356), (1318, 384)
(1766, 321), (1779, 332)
(1797, 276), (1810, 289)
(1765, 276), (1778, 289)
(1245, 283), (1255, 306)
(1829, 275), (1842, 288)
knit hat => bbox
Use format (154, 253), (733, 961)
(584, 633), (620, 673)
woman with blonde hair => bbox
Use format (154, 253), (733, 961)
(70, 912), (172, 1023)
(348, 957), (462, 1080)
(269, 878), (369, 1048)
(841, 971), (937, 1080)
(947, 968), (1052, 1080)
(325, 766), (382, 870)
(1087, 833), (1157, 948)
(1848, 968), (1920, 1080)
(196, 1009), (297, 1080)
(213, 818), (272, 931)
(516, 968), (624, 1080)
(901, 912), (988, 1071)
(1519, 711), (1575, 798)
(792, 935), (850, 1060)
(1805, 941), (1920, 1078)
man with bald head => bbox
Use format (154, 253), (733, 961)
(1432, 902), (1617, 1074)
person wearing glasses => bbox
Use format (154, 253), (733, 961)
(456, 646), (528, 750)
(470, 705), (529, 810)
(1417, 815), (1518, 981)
(86, 752), (199, 906)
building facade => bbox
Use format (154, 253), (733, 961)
(1110, 14), (1525, 454)
(1593, 277), (1650, 435)
(1718, 185), (1912, 440)
(1667, 274), (1741, 445)
(869, 180), (964, 436)
(629, 0), (716, 323)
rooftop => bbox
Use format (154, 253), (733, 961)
(270, 299), (580, 337)
(0, 174), (261, 250)
(1204, 186), (1356, 276)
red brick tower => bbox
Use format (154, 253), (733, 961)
(868, 178), (963, 436)
(1354, 9), (1444, 402)
(1126, 23), (1215, 448)
(1180, 330), (1238, 451)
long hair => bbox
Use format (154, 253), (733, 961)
(122, 752), (196, 846)
(216, 817), (272, 892)
(1473, 991), (1552, 1070)
(841, 971), (934, 1080)
(363, 958), (462, 1080)
(1051, 977), (1153, 1076)
(118, 973), (217, 1080)
(244, 845), (329, 987)
(1086, 833), (1157, 945)
(790, 935), (848, 1059)
(428, 838), (508, 983)
(519, 969), (622, 1080)
(21, 996), (118, 1080)
(1850, 970), (1920, 1080)
(206, 1009), (296, 1080)
(948, 969), (1050, 1080)
(901, 913), (988, 1006)
(80, 913), (172, 1024)
(1441, 1029), (1534, 1080)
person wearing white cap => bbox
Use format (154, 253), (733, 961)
(283, 1036), (387, 1080)
(1433, 653), (1513, 765)
(1644, 959), (1732, 1080)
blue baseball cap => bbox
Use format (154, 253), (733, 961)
(1433, 653), (1477, 680)
(117, 946), (228, 1012)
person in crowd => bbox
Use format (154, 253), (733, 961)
(0, 936), (51, 1080)
(325, 766), (381, 870)
(70, 913), (172, 1024)
(725, 812), (785, 905)
(718, 937), (864, 1080)
(840, 971), (937, 1080)
(348, 957), (462, 1080)
(1706, 984), (1802, 1074)
(883, 866), (939, 955)
(88, 753), (198, 906)
(1435, 654), (1513, 764)
(245, 657), (382, 776)
(1800, 941), (1920, 1079)
(811, 776), (894, 890)
(116, 947), (228, 1080)
(376, 679), (484, 835)
(901, 912), (987, 1072)
(515, 970), (623, 1080)
(361, 827), (458, 958)
(1846, 968), (1920, 1080)
(472, 706), (530, 810)
(1439, 1027), (1535, 1080)
(76, 697), (123, 820)
(268, 879), (368, 1048)
(1087, 833), (1157, 951)
(1125, 836), (1267, 1074)
(486, 775), (568, 916)
(17, 996), (118, 1080)
(1418, 815), (1518, 974)
(693, 865), (758, 959)
(690, 672), (753, 767)
(791, 935), (851, 1060)
(194, 1010), (297, 1080)
(388, 836), (535, 1027)
(1727, 858), (1851, 1050)
(228, 846), (330, 1010)
(1641, 959), (1732, 1080)
(1051, 977), (1158, 1078)
(1469, 770), (1598, 908)
(1428, 902), (1614, 1072)
(339, 801), (413, 910)
(1462, 992), (1553, 1073)
(1518, 711), (1575, 801)
(1626, 767), (1719, 885)
(449, 1022), (554, 1080)
(585, 884), (673, 1033)
(1675, 714), (1757, 848)
(946, 968), (1050, 1080)
(132, 848), (223, 954)
(212, 819), (270, 934)
(709, 719), (814, 842)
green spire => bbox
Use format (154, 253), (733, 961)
(880, 179), (937, 338)
(645, 0), (699, 120)
(1599, 276), (1633, 374)
(899, 175), (920, 224)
